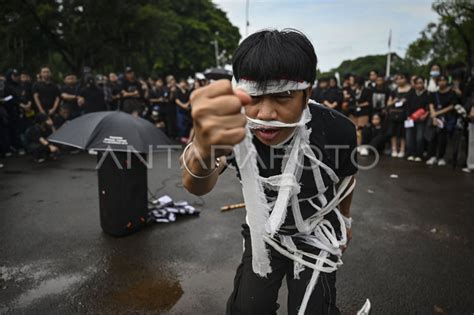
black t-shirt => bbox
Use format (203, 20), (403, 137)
(371, 87), (390, 112)
(311, 87), (327, 103)
(79, 86), (106, 113)
(60, 84), (80, 113)
(390, 87), (411, 111)
(429, 89), (458, 111)
(175, 87), (190, 111)
(325, 87), (343, 109)
(406, 89), (430, 116)
(228, 103), (358, 233)
(355, 87), (372, 116)
(26, 124), (52, 144)
(32, 81), (60, 111)
(121, 79), (143, 99)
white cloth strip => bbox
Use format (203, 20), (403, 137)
(233, 78), (311, 96)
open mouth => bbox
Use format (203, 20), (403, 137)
(253, 127), (282, 142)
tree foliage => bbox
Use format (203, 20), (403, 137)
(405, 0), (473, 80)
(0, 0), (240, 78)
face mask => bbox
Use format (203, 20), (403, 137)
(430, 70), (440, 78)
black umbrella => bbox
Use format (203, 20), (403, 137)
(48, 111), (171, 152)
(204, 67), (233, 81)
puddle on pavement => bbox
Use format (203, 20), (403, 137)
(108, 275), (183, 313)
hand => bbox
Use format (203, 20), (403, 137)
(49, 144), (59, 153)
(48, 108), (55, 116)
(190, 80), (251, 160)
(341, 228), (352, 253)
(78, 97), (85, 106)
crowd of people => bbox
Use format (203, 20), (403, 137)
(0, 65), (208, 165)
(311, 64), (474, 172)
(1, 63), (473, 172)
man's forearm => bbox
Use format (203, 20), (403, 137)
(180, 144), (224, 196)
(33, 94), (45, 113)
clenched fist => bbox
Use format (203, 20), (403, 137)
(190, 80), (252, 160)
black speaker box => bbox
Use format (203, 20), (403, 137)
(97, 151), (148, 236)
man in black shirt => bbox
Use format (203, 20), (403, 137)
(175, 79), (191, 143)
(60, 73), (81, 118)
(108, 73), (122, 111)
(32, 66), (60, 116)
(25, 113), (59, 163)
(121, 67), (144, 114)
(78, 75), (107, 114)
(181, 29), (357, 314)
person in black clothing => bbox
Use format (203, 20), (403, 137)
(32, 66), (60, 116)
(121, 67), (144, 114)
(19, 71), (35, 132)
(425, 75), (459, 166)
(175, 79), (191, 143)
(108, 73), (122, 111)
(387, 73), (411, 158)
(366, 70), (378, 89)
(351, 77), (372, 145)
(181, 29), (357, 315)
(322, 77), (343, 111)
(25, 113), (59, 163)
(78, 75), (107, 114)
(311, 77), (328, 103)
(360, 113), (387, 155)
(166, 75), (178, 138)
(370, 75), (390, 120)
(60, 73), (81, 118)
(405, 76), (430, 161)
(4, 69), (24, 154)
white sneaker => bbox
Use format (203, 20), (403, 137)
(426, 157), (437, 165)
(391, 150), (398, 158)
(437, 159), (446, 166)
(0, 163), (4, 168)
(462, 167), (471, 173)
(407, 156), (414, 161)
(360, 147), (369, 156)
(397, 151), (405, 158)
(414, 157), (422, 162)
(88, 149), (98, 155)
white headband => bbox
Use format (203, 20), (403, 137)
(233, 78), (310, 96)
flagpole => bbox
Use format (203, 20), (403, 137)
(386, 29), (392, 78)
(245, 0), (250, 37)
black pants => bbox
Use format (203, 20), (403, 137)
(227, 225), (339, 315)
(428, 128), (448, 159)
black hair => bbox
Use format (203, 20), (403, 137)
(414, 76), (425, 83)
(369, 69), (379, 76)
(355, 76), (365, 87)
(232, 29), (317, 90)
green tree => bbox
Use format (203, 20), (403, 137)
(0, 0), (240, 78)
(405, 0), (473, 82)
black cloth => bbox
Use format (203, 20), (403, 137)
(406, 89), (430, 116)
(120, 79), (143, 99)
(388, 87), (411, 123)
(32, 81), (60, 112)
(79, 86), (107, 114)
(429, 89), (458, 118)
(25, 124), (52, 146)
(354, 87), (372, 117)
(325, 87), (343, 111)
(52, 114), (67, 129)
(109, 82), (122, 111)
(60, 84), (80, 114)
(311, 87), (327, 103)
(226, 224), (339, 315)
(371, 87), (390, 114)
(228, 103), (358, 232)
(361, 125), (387, 151)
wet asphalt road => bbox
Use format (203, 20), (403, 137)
(1, 150), (473, 314)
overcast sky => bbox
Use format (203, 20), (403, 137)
(213, 0), (439, 72)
